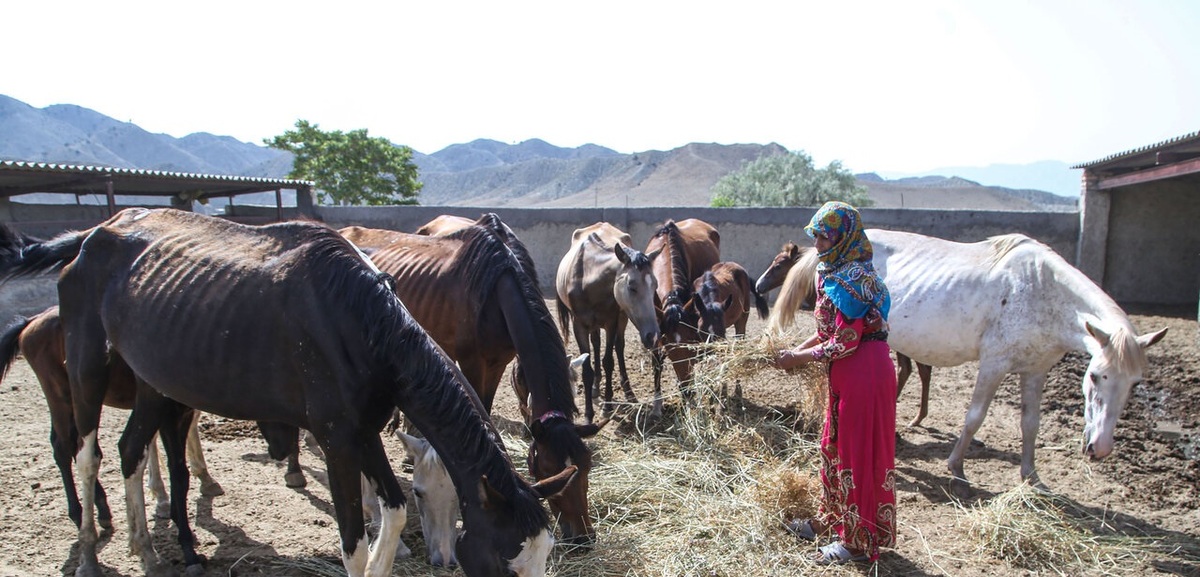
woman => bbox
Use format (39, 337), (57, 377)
(773, 201), (897, 564)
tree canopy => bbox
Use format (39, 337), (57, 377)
(266, 120), (422, 206)
(710, 150), (871, 208)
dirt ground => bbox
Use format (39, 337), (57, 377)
(0, 303), (1196, 577)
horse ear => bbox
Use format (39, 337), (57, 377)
(1137, 327), (1168, 349)
(613, 242), (631, 264)
(530, 465), (579, 500)
(575, 417), (610, 438)
(787, 242), (800, 259)
(646, 248), (663, 261)
(394, 430), (429, 459)
(477, 475), (508, 510)
(1085, 320), (1112, 348)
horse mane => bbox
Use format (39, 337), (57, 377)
(1107, 324), (1149, 374)
(984, 233), (1040, 270)
(449, 225), (577, 419)
(309, 230), (550, 532)
(651, 221), (695, 332)
(766, 246), (820, 335)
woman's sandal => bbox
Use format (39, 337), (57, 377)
(813, 541), (869, 565)
(785, 518), (819, 542)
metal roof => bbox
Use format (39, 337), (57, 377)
(0, 160), (313, 201)
(1072, 130), (1200, 171)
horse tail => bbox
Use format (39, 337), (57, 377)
(556, 296), (572, 345)
(0, 225), (88, 282)
(0, 315), (30, 382)
(767, 247), (819, 336)
(747, 272), (770, 321)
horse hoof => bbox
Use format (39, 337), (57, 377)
(285, 471), (307, 488)
(98, 516), (114, 532)
(200, 480), (225, 497)
(74, 559), (102, 577)
(183, 562), (206, 577)
(394, 540), (412, 559)
(155, 501), (172, 520)
(949, 477), (973, 500)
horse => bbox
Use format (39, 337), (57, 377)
(394, 431), (459, 567)
(342, 214), (601, 545)
(414, 214), (476, 236)
(768, 228), (1168, 497)
(688, 261), (768, 340)
(644, 219), (721, 418)
(760, 243), (935, 426)
(0, 306), (230, 526)
(0, 208), (575, 577)
(555, 222), (661, 422)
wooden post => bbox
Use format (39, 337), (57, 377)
(275, 188), (283, 222)
(105, 177), (116, 216)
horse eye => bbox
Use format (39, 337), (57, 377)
(1089, 373), (1100, 384)
(413, 488), (425, 500)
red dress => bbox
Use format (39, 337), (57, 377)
(810, 290), (897, 560)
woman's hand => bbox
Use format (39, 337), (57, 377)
(774, 347), (817, 371)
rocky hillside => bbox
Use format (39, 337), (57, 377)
(0, 94), (1076, 211)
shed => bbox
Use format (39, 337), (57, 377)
(0, 160), (315, 237)
(1074, 130), (1200, 307)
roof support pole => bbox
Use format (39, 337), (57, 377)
(296, 184), (315, 218)
(105, 177), (116, 216)
(1076, 170), (1110, 286)
(275, 188), (283, 222)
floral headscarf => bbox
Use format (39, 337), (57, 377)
(804, 202), (890, 320)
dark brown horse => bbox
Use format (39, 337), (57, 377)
(0, 208), (574, 577)
(555, 222), (661, 423)
(644, 219), (721, 418)
(688, 262), (769, 340)
(343, 214), (600, 545)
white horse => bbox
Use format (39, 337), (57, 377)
(395, 432), (459, 568)
(769, 229), (1168, 496)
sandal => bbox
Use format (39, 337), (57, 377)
(813, 541), (868, 565)
(785, 518), (818, 542)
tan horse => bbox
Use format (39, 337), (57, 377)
(555, 222), (661, 423)
(343, 214), (601, 545)
(414, 214), (475, 236)
(644, 219), (721, 418)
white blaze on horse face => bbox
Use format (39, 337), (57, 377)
(1081, 353), (1136, 459)
(396, 431), (459, 567)
(508, 528), (553, 577)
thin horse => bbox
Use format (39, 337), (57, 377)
(689, 261), (768, 340)
(343, 214), (600, 545)
(555, 222), (661, 423)
(0, 306), (228, 526)
(644, 219), (721, 418)
(0, 209), (575, 577)
(770, 228), (1167, 497)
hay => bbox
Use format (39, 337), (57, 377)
(957, 483), (1148, 576)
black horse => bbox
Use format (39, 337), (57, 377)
(0, 208), (575, 577)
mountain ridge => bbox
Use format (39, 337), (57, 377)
(0, 94), (1077, 211)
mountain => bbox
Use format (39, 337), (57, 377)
(879, 160), (1081, 197)
(0, 94), (1077, 210)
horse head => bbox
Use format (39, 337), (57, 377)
(458, 466), (578, 577)
(395, 431), (459, 568)
(611, 240), (661, 349)
(688, 289), (734, 341)
(755, 242), (802, 294)
(527, 413), (605, 546)
(1080, 321), (1167, 459)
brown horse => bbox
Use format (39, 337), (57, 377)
(644, 219), (721, 418)
(763, 244), (934, 426)
(343, 214), (600, 545)
(0, 306), (229, 526)
(688, 262), (769, 340)
(555, 222), (661, 423)
(0, 208), (574, 577)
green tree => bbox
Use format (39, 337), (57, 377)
(265, 120), (422, 206)
(710, 150), (872, 208)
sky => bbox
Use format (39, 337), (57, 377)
(3, 0), (1198, 175)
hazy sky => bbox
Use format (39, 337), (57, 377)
(3, 0), (1197, 173)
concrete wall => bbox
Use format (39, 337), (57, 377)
(1103, 181), (1200, 305)
(0, 203), (1082, 322)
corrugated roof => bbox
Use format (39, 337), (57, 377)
(1072, 130), (1200, 169)
(0, 160), (311, 192)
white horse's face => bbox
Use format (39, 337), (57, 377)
(396, 432), (460, 568)
(1081, 322), (1168, 459)
(613, 244), (661, 349)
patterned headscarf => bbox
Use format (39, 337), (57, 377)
(804, 202), (890, 320)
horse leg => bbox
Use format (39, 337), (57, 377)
(320, 436), (371, 577)
(185, 412), (224, 496)
(158, 401), (207, 575)
(947, 362), (1007, 499)
(1017, 371), (1048, 488)
(145, 432), (172, 519)
(63, 326), (113, 577)
(600, 329), (617, 415)
(117, 388), (179, 577)
(613, 316), (637, 403)
(573, 323), (597, 423)
(360, 435), (409, 574)
(650, 347), (665, 420)
(911, 362), (933, 427)
(895, 353), (913, 398)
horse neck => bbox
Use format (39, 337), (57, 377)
(1038, 253), (1136, 350)
(493, 272), (576, 420)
